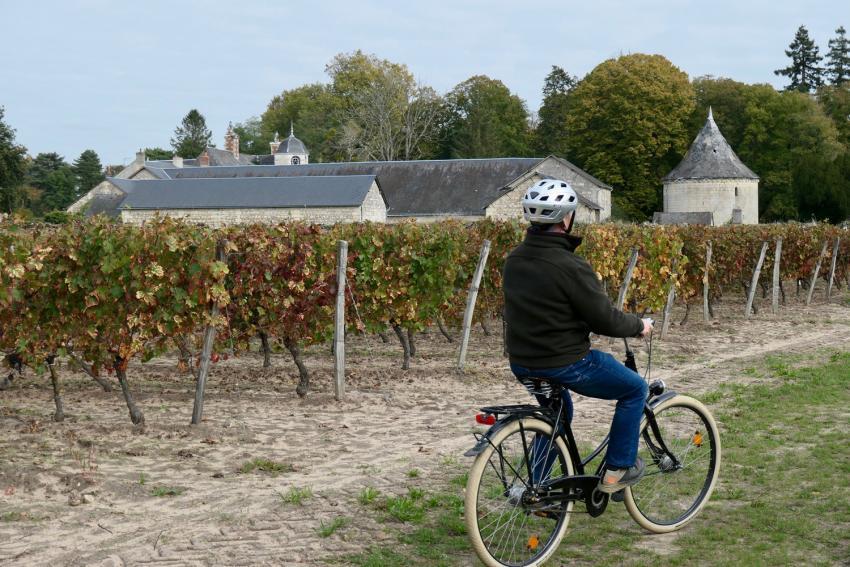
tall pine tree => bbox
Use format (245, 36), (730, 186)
(825, 26), (850, 85)
(535, 66), (578, 157)
(775, 25), (824, 92)
(73, 149), (104, 193)
(170, 109), (213, 158)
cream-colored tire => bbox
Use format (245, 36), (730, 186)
(465, 418), (574, 567)
(624, 395), (721, 533)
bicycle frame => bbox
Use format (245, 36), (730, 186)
(467, 335), (681, 507)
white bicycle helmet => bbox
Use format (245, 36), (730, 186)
(521, 179), (578, 224)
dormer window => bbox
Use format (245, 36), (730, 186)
(291, 156), (301, 165)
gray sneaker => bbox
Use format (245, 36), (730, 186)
(598, 457), (645, 494)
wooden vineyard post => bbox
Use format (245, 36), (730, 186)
(703, 241), (712, 322)
(616, 248), (640, 310)
(806, 240), (829, 306)
(772, 237), (782, 315)
(192, 240), (226, 425)
(826, 237), (840, 302)
(334, 240), (348, 401)
(458, 240), (491, 371)
(660, 260), (678, 339)
(745, 241), (769, 318)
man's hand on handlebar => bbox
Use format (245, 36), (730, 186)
(639, 318), (654, 337)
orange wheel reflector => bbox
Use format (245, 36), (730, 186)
(693, 431), (703, 447)
(527, 535), (539, 551)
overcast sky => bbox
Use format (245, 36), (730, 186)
(0, 0), (845, 165)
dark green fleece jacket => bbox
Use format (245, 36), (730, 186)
(503, 229), (643, 368)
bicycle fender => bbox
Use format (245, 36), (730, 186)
(463, 414), (555, 458)
(648, 390), (678, 409)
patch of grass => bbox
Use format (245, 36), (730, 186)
(348, 546), (409, 567)
(349, 351), (850, 566)
(278, 486), (312, 506)
(317, 516), (349, 538)
(440, 455), (458, 466)
(151, 486), (184, 497)
(358, 486), (380, 505)
(138, 472), (146, 485)
(406, 468), (420, 478)
(1, 510), (27, 522)
(385, 492), (426, 523)
(239, 458), (292, 476)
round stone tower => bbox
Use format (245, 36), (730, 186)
(662, 108), (759, 224)
(273, 123), (309, 165)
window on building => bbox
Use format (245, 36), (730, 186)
(734, 186), (738, 196)
(291, 156), (301, 165)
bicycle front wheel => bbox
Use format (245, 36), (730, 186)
(465, 417), (574, 567)
(625, 394), (721, 533)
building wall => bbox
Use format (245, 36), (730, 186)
(121, 206), (367, 227)
(663, 178), (759, 225)
(67, 180), (123, 214)
(130, 169), (159, 180)
(360, 184), (387, 222)
(485, 172), (600, 224)
(534, 158), (612, 221)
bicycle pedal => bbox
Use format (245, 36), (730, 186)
(611, 490), (625, 503)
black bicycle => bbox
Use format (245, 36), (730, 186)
(464, 337), (721, 567)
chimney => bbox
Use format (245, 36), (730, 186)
(135, 149), (146, 163)
(198, 150), (210, 167)
(224, 122), (240, 158)
(172, 155), (183, 168)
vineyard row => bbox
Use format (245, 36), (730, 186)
(1, 218), (847, 424)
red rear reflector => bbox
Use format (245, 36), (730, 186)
(476, 413), (496, 425)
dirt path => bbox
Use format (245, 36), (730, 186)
(1, 294), (848, 566)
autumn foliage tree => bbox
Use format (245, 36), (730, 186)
(564, 54), (696, 220)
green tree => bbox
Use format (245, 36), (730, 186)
(170, 109), (212, 158)
(26, 153), (79, 215)
(231, 117), (268, 156)
(825, 26), (850, 85)
(817, 84), (850, 147)
(775, 25), (824, 92)
(792, 151), (850, 222)
(73, 149), (104, 193)
(0, 107), (28, 213)
(262, 83), (340, 162)
(439, 75), (533, 159)
(691, 76), (846, 221)
(144, 147), (172, 160)
(535, 66), (577, 156)
(325, 52), (441, 161)
(738, 86), (842, 220)
(564, 54), (695, 219)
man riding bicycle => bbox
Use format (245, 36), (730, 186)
(503, 179), (653, 494)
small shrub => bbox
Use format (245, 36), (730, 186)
(406, 469), (420, 478)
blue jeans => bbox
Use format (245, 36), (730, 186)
(511, 349), (648, 470)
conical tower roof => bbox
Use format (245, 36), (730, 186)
(663, 108), (758, 182)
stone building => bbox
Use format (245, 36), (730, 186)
(69, 129), (613, 226)
(658, 109), (759, 225)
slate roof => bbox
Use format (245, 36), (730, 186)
(204, 147), (256, 166)
(110, 176), (379, 210)
(154, 158), (557, 216)
(663, 110), (758, 182)
(275, 134), (307, 155)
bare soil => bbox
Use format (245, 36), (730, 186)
(1, 289), (849, 566)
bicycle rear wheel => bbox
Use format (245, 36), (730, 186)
(465, 418), (574, 567)
(625, 395), (721, 533)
